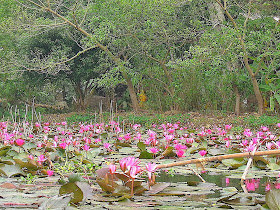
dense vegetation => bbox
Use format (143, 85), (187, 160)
(0, 0), (279, 115)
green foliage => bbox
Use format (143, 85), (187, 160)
(244, 115), (280, 128)
(20, 173), (38, 184)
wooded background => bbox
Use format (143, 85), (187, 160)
(0, 0), (279, 115)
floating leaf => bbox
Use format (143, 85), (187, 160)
(161, 147), (176, 158)
(145, 183), (170, 195)
(92, 194), (132, 202)
(96, 178), (116, 193)
(222, 158), (245, 168)
(86, 148), (101, 159)
(59, 181), (92, 204)
(0, 164), (25, 177)
(137, 142), (146, 152)
(253, 156), (269, 169)
(266, 188), (280, 210)
(139, 151), (153, 159)
(0, 146), (11, 156)
(125, 180), (144, 188)
(38, 195), (72, 210)
(68, 174), (83, 183)
(22, 142), (36, 150)
(100, 133), (108, 140)
(114, 172), (130, 182)
(267, 163), (280, 171)
(0, 182), (17, 189)
(96, 167), (110, 179)
(116, 142), (131, 148)
(14, 159), (39, 171)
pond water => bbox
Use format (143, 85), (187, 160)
(153, 169), (276, 209)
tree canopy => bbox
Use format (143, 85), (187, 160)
(0, 0), (279, 114)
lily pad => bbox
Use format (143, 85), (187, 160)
(266, 188), (280, 210)
(222, 158), (245, 168)
(59, 181), (92, 204)
(0, 164), (25, 177)
(0, 146), (11, 156)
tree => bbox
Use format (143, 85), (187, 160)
(214, 0), (279, 115)
(13, 0), (140, 112)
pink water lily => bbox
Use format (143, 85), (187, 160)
(109, 164), (117, 174)
(83, 144), (90, 151)
(176, 149), (185, 158)
(199, 150), (207, 156)
(47, 170), (54, 177)
(15, 138), (25, 146)
(145, 162), (157, 179)
(104, 143), (112, 151)
(149, 147), (159, 154)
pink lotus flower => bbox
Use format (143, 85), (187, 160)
(35, 123), (41, 128)
(174, 143), (187, 150)
(132, 124), (141, 130)
(47, 170), (54, 177)
(265, 183), (271, 191)
(15, 139), (25, 146)
(145, 162), (157, 179)
(37, 154), (46, 164)
(61, 121), (67, 126)
(225, 124), (232, 130)
(199, 150), (207, 156)
(59, 142), (67, 149)
(119, 156), (140, 172)
(241, 140), (248, 147)
(261, 126), (269, 132)
(123, 133), (131, 141)
(134, 132), (142, 141)
(176, 149), (185, 158)
(225, 141), (230, 148)
(266, 142), (274, 150)
(243, 129), (253, 137)
(149, 147), (159, 154)
(244, 142), (255, 152)
(245, 180), (256, 191)
(129, 165), (140, 178)
(225, 177), (230, 186)
(275, 182), (280, 189)
(109, 164), (116, 174)
(83, 144), (90, 151)
(277, 123), (280, 128)
(28, 155), (34, 160)
(95, 138), (101, 143)
(104, 143), (112, 151)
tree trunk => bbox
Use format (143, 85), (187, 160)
(233, 85), (241, 116)
(208, 2), (225, 29)
(122, 71), (139, 113)
(214, 0), (264, 115)
(73, 81), (86, 111)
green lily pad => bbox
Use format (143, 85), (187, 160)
(0, 146), (11, 156)
(267, 163), (280, 170)
(59, 181), (92, 204)
(139, 151), (153, 159)
(222, 158), (245, 168)
(13, 159), (39, 171)
(22, 142), (37, 150)
(266, 188), (280, 210)
(68, 174), (84, 183)
(137, 142), (146, 152)
(0, 164), (25, 177)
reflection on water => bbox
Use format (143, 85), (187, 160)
(156, 170), (279, 196)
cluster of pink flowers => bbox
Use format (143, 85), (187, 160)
(109, 156), (157, 182)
